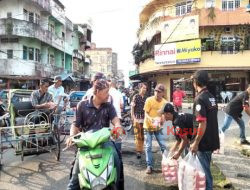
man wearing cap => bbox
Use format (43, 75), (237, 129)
(144, 83), (167, 174)
(48, 76), (66, 124)
(190, 70), (219, 190)
(82, 72), (106, 100)
(161, 103), (194, 160)
(173, 84), (186, 112)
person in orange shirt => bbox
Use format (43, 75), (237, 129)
(173, 84), (186, 112)
(144, 84), (167, 174)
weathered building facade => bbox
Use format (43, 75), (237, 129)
(0, 0), (92, 89)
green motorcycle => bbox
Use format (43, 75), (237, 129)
(72, 128), (120, 190)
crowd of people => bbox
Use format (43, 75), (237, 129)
(7, 69), (249, 190)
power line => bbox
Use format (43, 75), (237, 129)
(156, 0), (197, 51)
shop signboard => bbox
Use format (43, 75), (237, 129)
(154, 39), (201, 65)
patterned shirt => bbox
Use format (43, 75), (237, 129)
(74, 97), (117, 132)
(31, 90), (53, 107)
(132, 93), (146, 119)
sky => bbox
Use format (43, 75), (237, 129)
(60, 0), (149, 86)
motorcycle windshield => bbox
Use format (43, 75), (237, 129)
(74, 128), (110, 148)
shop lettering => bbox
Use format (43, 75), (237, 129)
(154, 49), (176, 56)
(177, 47), (201, 53)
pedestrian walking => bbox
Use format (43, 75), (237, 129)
(190, 70), (219, 190)
(144, 83), (167, 174)
(173, 84), (186, 112)
(220, 86), (250, 145)
(131, 83), (147, 159)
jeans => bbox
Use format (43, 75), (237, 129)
(197, 151), (213, 190)
(67, 141), (124, 190)
(145, 129), (166, 168)
(115, 142), (122, 153)
(221, 113), (246, 140)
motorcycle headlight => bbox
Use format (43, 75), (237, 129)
(91, 177), (106, 190)
(107, 156), (114, 177)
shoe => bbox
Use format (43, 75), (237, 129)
(240, 139), (250, 145)
(146, 166), (152, 174)
(136, 152), (141, 159)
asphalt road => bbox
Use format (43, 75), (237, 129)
(0, 109), (249, 190)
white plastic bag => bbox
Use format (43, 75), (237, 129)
(178, 152), (206, 190)
(162, 150), (180, 184)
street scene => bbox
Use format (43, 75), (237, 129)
(1, 0), (250, 190)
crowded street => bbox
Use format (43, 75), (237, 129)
(1, 109), (249, 190)
(1, 0), (250, 190)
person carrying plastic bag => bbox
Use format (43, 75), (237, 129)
(178, 152), (206, 190)
(190, 70), (220, 190)
(160, 103), (195, 159)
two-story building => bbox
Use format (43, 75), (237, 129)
(132, 0), (250, 103)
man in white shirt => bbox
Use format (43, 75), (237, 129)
(109, 79), (124, 119)
(109, 78), (124, 152)
(48, 76), (65, 124)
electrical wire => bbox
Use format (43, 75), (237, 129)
(155, 0), (197, 51)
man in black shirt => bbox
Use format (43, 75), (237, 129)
(190, 70), (219, 190)
(161, 103), (194, 160)
(66, 79), (124, 190)
(221, 87), (250, 145)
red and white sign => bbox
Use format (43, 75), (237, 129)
(154, 43), (176, 65)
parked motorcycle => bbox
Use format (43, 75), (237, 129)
(72, 127), (122, 190)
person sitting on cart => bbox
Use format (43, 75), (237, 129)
(66, 79), (124, 190)
(160, 103), (194, 160)
(31, 79), (56, 117)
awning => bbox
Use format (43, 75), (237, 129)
(60, 73), (75, 82)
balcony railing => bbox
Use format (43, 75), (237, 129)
(29, 0), (51, 13)
(0, 59), (37, 76)
(0, 18), (53, 46)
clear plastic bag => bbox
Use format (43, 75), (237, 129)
(178, 152), (206, 190)
(162, 150), (180, 184)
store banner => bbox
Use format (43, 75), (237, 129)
(161, 15), (199, 43)
(154, 39), (201, 65)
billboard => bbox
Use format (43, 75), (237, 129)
(161, 15), (199, 43)
(154, 39), (201, 65)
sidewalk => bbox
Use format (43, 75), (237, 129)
(213, 137), (250, 190)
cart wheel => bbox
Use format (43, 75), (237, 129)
(52, 127), (61, 161)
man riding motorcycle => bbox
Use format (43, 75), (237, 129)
(66, 79), (124, 190)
